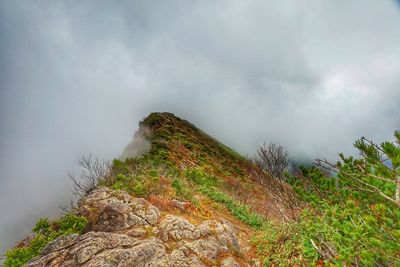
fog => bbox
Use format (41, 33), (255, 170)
(1, 0), (400, 254)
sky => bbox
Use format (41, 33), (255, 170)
(1, 0), (400, 254)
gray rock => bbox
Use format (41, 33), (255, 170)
(25, 232), (165, 267)
(221, 257), (240, 267)
(24, 187), (257, 266)
(78, 187), (160, 231)
(171, 199), (189, 211)
(156, 215), (199, 241)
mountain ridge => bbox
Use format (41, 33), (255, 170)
(7, 112), (398, 266)
(5, 112), (297, 266)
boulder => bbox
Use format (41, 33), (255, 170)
(25, 187), (257, 266)
(78, 187), (160, 231)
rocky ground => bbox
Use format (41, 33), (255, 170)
(25, 187), (260, 266)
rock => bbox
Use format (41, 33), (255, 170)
(196, 220), (242, 255)
(156, 215), (199, 241)
(150, 248), (206, 267)
(25, 232), (165, 267)
(78, 187), (160, 231)
(221, 257), (240, 267)
(25, 187), (257, 266)
(171, 199), (189, 211)
(126, 227), (147, 237)
(156, 217), (243, 265)
(184, 237), (222, 264)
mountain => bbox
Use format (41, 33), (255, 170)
(4, 112), (291, 266)
(4, 112), (399, 266)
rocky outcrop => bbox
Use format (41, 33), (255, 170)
(25, 232), (165, 267)
(25, 187), (256, 266)
(78, 187), (160, 231)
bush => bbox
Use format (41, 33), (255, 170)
(5, 214), (87, 267)
(69, 156), (112, 197)
(254, 142), (289, 180)
(133, 181), (147, 197)
(272, 166), (400, 266)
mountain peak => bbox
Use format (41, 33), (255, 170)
(4, 112), (297, 266)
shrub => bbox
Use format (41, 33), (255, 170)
(32, 218), (51, 235)
(254, 142), (289, 180)
(111, 173), (129, 191)
(5, 214), (87, 267)
(277, 166), (400, 266)
(69, 156), (112, 197)
(133, 181), (147, 197)
(316, 130), (400, 207)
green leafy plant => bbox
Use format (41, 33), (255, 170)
(316, 130), (400, 207)
(5, 214), (87, 267)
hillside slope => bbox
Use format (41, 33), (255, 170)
(5, 112), (300, 267)
(6, 112), (400, 266)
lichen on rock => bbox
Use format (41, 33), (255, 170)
(78, 187), (160, 231)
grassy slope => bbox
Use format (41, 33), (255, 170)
(112, 113), (400, 266)
(111, 112), (295, 222)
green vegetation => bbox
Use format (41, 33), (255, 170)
(199, 186), (264, 228)
(5, 214), (87, 267)
(255, 164), (400, 266)
(184, 167), (263, 227)
(185, 168), (219, 188)
(254, 222), (305, 266)
(7, 113), (398, 267)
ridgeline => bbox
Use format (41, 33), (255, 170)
(5, 112), (400, 266)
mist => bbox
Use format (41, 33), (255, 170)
(1, 0), (400, 254)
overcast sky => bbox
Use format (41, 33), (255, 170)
(1, 0), (400, 254)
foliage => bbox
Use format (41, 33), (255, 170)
(132, 181), (147, 197)
(316, 130), (400, 207)
(5, 214), (87, 267)
(274, 166), (400, 266)
(254, 222), (305, 266)
(185, 168), (219, 188)
(301, 200), (400, 266)
(199, 186), (264, 228)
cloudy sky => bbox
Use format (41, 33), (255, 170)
(1, 0), (399, 254)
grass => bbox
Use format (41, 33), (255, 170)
(5, 214), (87, 267)
(185, 168), (219, 187)
(253, 222), (306, 267)
(199, 186), (264, 228)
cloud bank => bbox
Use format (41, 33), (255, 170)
(1, 0), (400, 253)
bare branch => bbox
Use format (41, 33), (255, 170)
(315, 157), (399, 207)
(255, 142), (289, 180)
(69, 155), (112, 198)
(355, 165), (395, 183)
